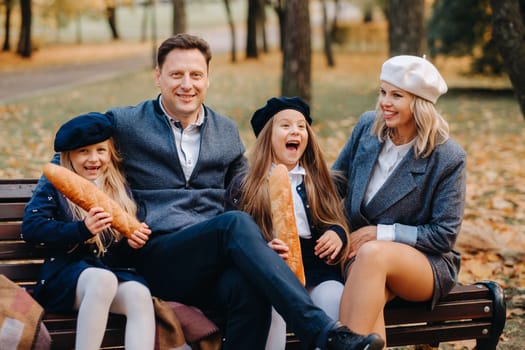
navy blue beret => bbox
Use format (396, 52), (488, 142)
(251, 96), (312, 137)
(54, 112), (114, 152)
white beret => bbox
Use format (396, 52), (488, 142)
(380, 55), (448, 104)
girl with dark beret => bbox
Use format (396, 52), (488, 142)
(226, 97), (384, 350)
(22, 112), (156, 350)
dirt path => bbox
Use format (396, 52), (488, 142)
(0, 41), (153, 103)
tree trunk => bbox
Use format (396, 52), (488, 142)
(106, 5), (120, 40)
(246, 0), (258, 58)
(281, 0), (311, 102)
(223, 0), (237, 62)
(172, 0), (186, 35)
(321, 0), (335, 67)
(256, 0), (267, 53)
(140, 0), (151, 42)
(2, 0), (12, 51)
(75, 15), (82, 44)
(270, 0), (286, 51)
(16, 0), (31, 58)
(387, 0), (424, 56)
(491, 0), (525, 119)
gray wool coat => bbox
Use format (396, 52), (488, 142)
(332, 111), (467, 307)
(105, 96), (247, 235)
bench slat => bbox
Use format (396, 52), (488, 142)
(0, 241), (47, 259)
(385, 298), (493, 324)
(0, 179), (37, 201)
(0, 262), (43, 283)
(0, 223), (24, 240)
(387, 320), (493, 346)
(0, 202), (26, 221)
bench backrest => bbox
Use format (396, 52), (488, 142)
(0, 179), (41, 289)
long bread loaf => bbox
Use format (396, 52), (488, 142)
(269, 164), (306, 286)
(43, 163), (141, 239)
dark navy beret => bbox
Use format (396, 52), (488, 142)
(251, 96), (311, 137)
(54, 112), (114, 152)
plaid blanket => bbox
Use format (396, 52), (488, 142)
(0, 275), (50, 350)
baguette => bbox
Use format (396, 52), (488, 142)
(43, 163), (141, 239)
(269, 164), (306, 286)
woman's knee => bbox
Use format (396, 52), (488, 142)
(355, 240), (389, 265)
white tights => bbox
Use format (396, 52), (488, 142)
(74, 268), (156, 350)
(265, 280), (344, 350)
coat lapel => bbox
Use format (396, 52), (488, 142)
(350, 136), (381, 226)
(365, 151), (428, 220)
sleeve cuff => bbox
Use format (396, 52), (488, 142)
(377, 224), (395, 241)
(394, 223), (418, 246)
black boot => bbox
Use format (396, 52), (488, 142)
(325, 322), (384, 350)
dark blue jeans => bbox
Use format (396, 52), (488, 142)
(133, 211), (335, 350)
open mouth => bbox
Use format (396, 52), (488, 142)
(286, 141), (299, 151)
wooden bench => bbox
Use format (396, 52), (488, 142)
(0, 179), (507, 349)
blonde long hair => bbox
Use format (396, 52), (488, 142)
(60, 138), (137, 256)
(238, 118), (350, 265)
(372, 96), (450, 158)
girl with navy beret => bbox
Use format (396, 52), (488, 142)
(22, 112), (156, 350)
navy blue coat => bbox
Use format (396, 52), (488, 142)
(21, 177), (146, 312)
(332, 111), (466, 307)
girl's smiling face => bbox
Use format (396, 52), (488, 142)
(69, 140), (111, 181)
(271, 109), (309, 170)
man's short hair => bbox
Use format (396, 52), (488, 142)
(157, 33), (212, 69)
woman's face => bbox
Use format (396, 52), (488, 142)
(379, 81), (416, 139)
(69, 140), (111, 182)
(271, 109), (309, 170)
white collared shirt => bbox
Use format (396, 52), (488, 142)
(159, 96), (204, 181)
(365, 137), (414, 241)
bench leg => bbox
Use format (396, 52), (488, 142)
(474, 281), (507, 350)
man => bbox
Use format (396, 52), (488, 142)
(104, 33), (384, 350)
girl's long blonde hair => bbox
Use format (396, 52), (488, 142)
(238, 118), (350, 265)
(60, 138), (136, 256)
(372, 96), (450, 158)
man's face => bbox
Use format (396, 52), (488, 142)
(155, 48), (210, 122)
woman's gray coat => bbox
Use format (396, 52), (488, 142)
(332, 111), (467, 307)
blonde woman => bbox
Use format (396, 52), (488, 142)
(226, 97), (384, 350)
(22, 112), (155, 350)
(333, 55), (466, 348)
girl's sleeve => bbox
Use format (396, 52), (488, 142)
(21, 175), (93, 247)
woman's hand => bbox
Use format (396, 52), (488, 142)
(84, 207), (112, 235)
(347, 225), (377, 260)
(127, 223), (151, 249)
(268, 238), (289, 260)
(315, 230), (343, 264)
